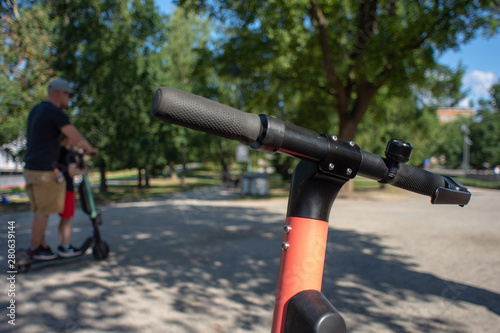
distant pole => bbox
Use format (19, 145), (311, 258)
(461, 124), (471, 177)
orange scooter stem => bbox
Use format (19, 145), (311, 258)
(271, 216), (329, 333)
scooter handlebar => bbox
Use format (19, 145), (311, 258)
(389, 163), (470, 206)
(388, 163), (445, 196)
(151, 87), (471, 206)
(152, 87), (262, 145)
(359, 151), (470, 206)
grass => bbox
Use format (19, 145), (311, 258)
(0, 169), (381, 206)
(1, 167), (498, 213)
(0, 168), (222, 209)
(352, 177), (383, 190)
(454, 177), (500, 190)
(91, 175), (221, 204)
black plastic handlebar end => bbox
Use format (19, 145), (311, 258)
(432, 187), (471, 206)
(152, 87), (262, 145)
(431, 177), (471, 206)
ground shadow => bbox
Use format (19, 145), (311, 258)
(1, 187), (498, 332)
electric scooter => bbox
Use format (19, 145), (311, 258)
(151, 87), (471, 333)
(15, 154), (110, 273)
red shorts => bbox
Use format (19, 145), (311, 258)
(59, 190), (76, 219)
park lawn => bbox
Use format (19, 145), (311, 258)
(2, 168), (498, 212)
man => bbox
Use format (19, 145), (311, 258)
(24, 78), (98, 260)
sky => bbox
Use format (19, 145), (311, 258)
(439, 34), (500, 107)
(156, 1), (498, 108)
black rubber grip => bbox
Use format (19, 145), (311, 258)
(388, 164), (445, 196)
(152, 87), (262, 145)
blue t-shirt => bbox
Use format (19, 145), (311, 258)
(24, 101), (71, 171)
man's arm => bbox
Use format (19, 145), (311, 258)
(60, 124), (98, 156)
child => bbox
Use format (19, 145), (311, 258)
(56, 142), (86, 257)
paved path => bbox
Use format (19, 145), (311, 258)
(0, 186), (499, 332)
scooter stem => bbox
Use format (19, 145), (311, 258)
(271, 160), (348, 333)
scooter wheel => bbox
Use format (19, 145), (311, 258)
(93, 241), (110, 260)
(15, 250), (32, 273)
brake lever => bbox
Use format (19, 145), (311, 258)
(431, 176), (471, 206)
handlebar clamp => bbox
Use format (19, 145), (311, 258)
(318, 135), (362, 180)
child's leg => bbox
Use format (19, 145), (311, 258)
(58, 217), (73, 246)
(58, 190), (76, 246)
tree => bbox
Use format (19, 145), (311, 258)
(355, 64), (465, 167)
(0, 2), (55, 157)
(356, 89), (441, 168)
(469, 110), (500, 169)
(414, 64), (469, 109)
(1, 1), (224, 189)
(1, 0), (169, 190)
(178, 0), (499, 142)
(432, 82), (500, 170)
(158, 7), (213, 185)
(469, 81), (500, 169)
(48, 0), (169, 191)
(483, 80), (500, 110)
(433, 119), (467, 169)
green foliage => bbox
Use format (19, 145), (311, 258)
(491, 82), (500, 107)
(178, 0), (499, 141)
(469, 109), (500, 168)
(414, 64), (469, 108)
(468, 82), (500, 169)
(356, 89), (440, 167)
(432, 119), (468, 169)
(1, 0), (228, 181)
(0, 3), (55, 155)
(3, 0), (499, 181)
(433, 82), (500, 170)
(158, 7), (217, 170)
(47, 0), (169, 184)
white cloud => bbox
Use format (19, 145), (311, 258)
(463, 70), (496, 96)
(457, 98), (473, 108)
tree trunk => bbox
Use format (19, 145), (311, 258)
(99, 164), (107, 194)
(338, 117), (361, 142)
(218, 142), (230, 174)
(338, 82), (380, 141)
(138, 168), (143, 188)
(336, 85), (380, 193)
(181, 145), (187, 188)
(169, 161), (178, 180)
(144, 167), (150, 188)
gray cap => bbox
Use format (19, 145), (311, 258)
(48, 78), (74, 94)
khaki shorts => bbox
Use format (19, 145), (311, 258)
(24, 169), (66, 214)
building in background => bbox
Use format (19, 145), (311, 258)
(437, 107), (475, 123)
